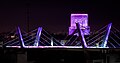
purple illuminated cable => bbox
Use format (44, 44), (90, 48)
(111, 31), (120, 40)
(70, 36), (78, 45)
(110, 36), (120, 46)
(108, 41), (116, 48)
(34, 27), (42, 46)
(41, 37), (51, 44)
(80, 27), (88, 48)
(42, 29), (59, 45)
(101, 23), (112, 48)
(103, 23), (112, 47)
(17, 27), (25, 48)
(76, 23), (88, 48)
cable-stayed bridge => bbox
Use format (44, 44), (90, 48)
(1, 23), (120, 49)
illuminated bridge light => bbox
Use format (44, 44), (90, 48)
(6, 46), (110, 48)
(100, 23), (112, 48)
(17, 27), (25, 48)
(34, 27), (42, 46)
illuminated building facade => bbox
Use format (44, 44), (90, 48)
(69, 14), (90, 35)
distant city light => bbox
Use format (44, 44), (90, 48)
(10, 35), (15, 38)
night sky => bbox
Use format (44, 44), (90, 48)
(0, 0), (120, 33)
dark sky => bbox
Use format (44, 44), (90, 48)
(0, 0), (120, 33)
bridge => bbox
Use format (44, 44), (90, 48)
(1, 14), (120, 49)
(1, 22), (120, 49)
(1, 14), (120, 63)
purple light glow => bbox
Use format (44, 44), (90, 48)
(80, 26), (88, 48)
(34, 27), (42, 46)
(69, 14), (90, 35)
(101, 23), (112, 47)
(76, 23), (87, 48)
(17, 27), (25, 47)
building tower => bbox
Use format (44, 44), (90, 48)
(69, 14), (90, 35)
